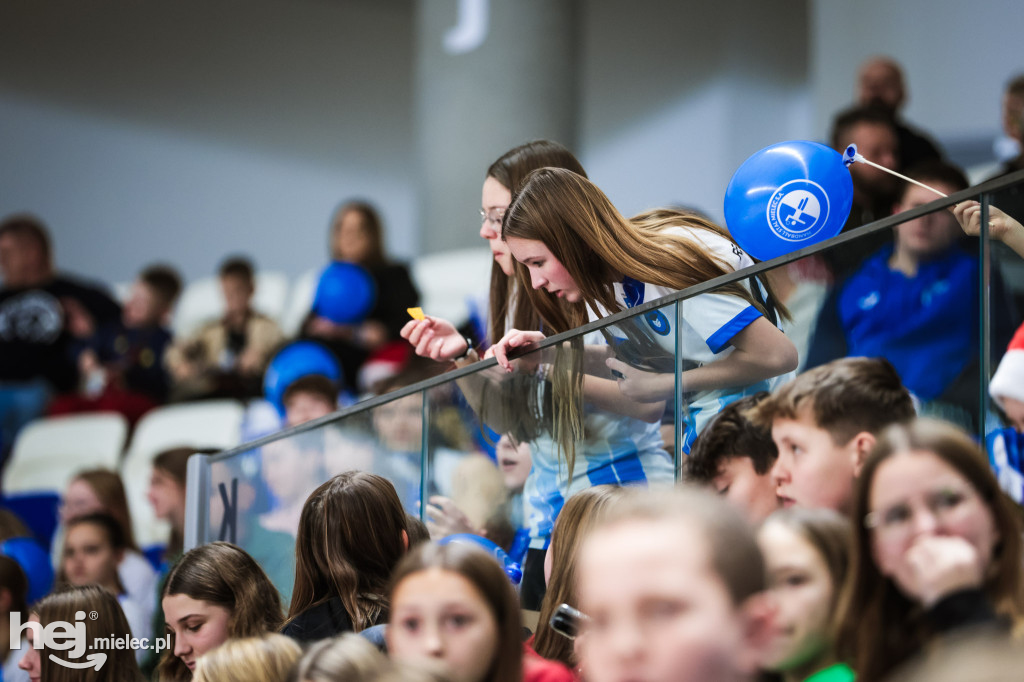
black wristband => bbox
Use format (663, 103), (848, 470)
(453, 336), (474, 360)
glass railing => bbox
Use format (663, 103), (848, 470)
(184, 169), (1024, 601)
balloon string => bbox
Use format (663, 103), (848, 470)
(857, 157), (949, 198)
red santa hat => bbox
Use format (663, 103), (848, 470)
(991, 322), (1024, 408)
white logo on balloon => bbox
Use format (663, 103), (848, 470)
(766, 180), (831, 242)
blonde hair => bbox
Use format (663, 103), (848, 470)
(291, 633), (387, 682)
(193, 634), (301, 682)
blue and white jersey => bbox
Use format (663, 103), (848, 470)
(523, 329), (674, 549)
(592, 226), (788, 452)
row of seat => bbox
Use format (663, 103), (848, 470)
(115, 247), (494, 339)
(3, 401), (246, 549)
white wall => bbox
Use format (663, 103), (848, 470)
(810, 0), (1024, 165)
(1, 0), (1021, 288)
(0, 0), (416, 285)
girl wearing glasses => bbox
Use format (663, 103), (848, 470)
(836, 418), (1024, 682)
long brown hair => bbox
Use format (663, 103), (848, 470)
(286, 472), (407, 632)
(388, 542), (523, 682)
(158, 542), (284, 682)
(70, 469), (140, 551)
(836, 419), (1024, 682)
(502, 168), (777, 333)
(484, 141), (588, 343)
(36, 585), (143, 682)
(533, 486), (626, 667)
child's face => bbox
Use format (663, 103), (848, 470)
(388, 568), (499, 682)
(1001, 396), (1024, 432)
(219, 274), (253, 317)
(261, 439), (322, 504)
(60, 479), (104, 523)
(577, 519), (760, 682)
(894, 182), (962, 261)
(285, 393), (335, 427)
(770, 408), (858, 514)
(758, 521), (833, 674)
(123, 281), (165, 328)
(147, 468), (185, 522)
(373, 393), (424, 452)
(713, 457), (780, 525)
(868, 450), (999, 597)
(495, 435), (532, 492)
(63, 523), (120, 588)
(505, 236), (581, 303)
(162, 594), (232, 672)
(332, 210), (374, 263)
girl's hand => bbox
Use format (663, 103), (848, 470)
(605, 358), (673, 402)
(490, 329), (546, 372)
(894, 535), (984, 608)
(400, 316), (469, 361)
(424, 496), (481, 539)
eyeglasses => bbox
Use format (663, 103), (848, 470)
(864, 486), (978, 535)
(480, 208), (505, 227)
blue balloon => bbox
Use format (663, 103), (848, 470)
(437, 533), (523, 586)
(1, 536), (54, 605)
(313, 262), (377, 325)
(724, 140), (854, 261)
(263, 340), (342, 416)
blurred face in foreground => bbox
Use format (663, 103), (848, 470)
(577, 518), (766, 682)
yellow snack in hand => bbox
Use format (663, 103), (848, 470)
(407, 307), (425, 320)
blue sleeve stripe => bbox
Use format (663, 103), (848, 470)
(705, 306), (761, 353)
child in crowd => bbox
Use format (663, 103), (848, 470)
(749, 356), (915, 514)
(292, 633), (389, 682)
(283, 472), (408, 642)
(282, 375), (339, 427)
(388, 542), (570, 682)
(50, 263), (181, 423)
(806, 161), (1014, 426)
(166, 256), (284, 401)
(837, 419), (1024, 681)
(56, 468), (158, 620)
(192, 634), (301, 682)
(19, 584), (143, 682)
(532, 486), (625, 672)
(147, 447), (195, 563)
(575, 487), (773, 682)
(159, 542), (283, 681)
(683, 392), (779, 524)
(758, 508), (853, 682)
(58, 513), (153, 656)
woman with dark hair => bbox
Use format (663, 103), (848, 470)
(283, 472), (408, 641)
(159, 542), (283, 681)
(387, 542), (524, 682)
(836, 418), (1024, 682)
(304, 200), (420, 391)
(19, 584), (143, 682)
(147, 448), (193, 562)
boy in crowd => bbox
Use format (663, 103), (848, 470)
(166, 256), (283, 400)
(806, 161), (1014, 425)
(683, 392), (779, 524)
(750, 356), (915, 514)
(576, 487), (773, 682)
(50, 264), (181, 424)
(282, 374), (338, 428)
